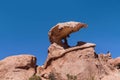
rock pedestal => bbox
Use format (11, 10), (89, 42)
(37, 42), (120, 80)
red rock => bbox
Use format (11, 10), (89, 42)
(48, 21), (87, 48)
(1, 21), (120, 80)
(0, 55), (36, 80)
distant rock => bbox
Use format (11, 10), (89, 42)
(108, 57), (120, 69)
(0, 55), (36, 80)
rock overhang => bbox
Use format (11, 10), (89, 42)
(48, 21), (87, 48)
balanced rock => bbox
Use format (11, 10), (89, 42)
(48, 21), (87, 48)
(37, 21), (120, 80)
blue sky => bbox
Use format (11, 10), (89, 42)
(0, 0), (120, 65)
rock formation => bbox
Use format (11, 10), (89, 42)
(0, 21), (120, 80)
(48, 21), (87, 48)
(37, 42), (120, 80)
(0, 55), (36, 80)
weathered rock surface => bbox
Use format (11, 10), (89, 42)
(37, 42), (120, 80)
(0, 55), (36, 80)
(36, 21), (120, 80)
(108, 57), (120, 69)
(48, 21), (87, 48)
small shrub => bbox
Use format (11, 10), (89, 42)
(49, 72), (56, 80)
(66, 74), (77, 80)
(29, 75), (41, 80)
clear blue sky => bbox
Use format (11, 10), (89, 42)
(0, 0), (120, 65)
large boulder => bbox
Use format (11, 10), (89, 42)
(48, 21), (87, 48)
(37, 42), (120, 80)
(0, 55), (36, 80)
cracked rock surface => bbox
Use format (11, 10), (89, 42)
(38, 42), (120, 80)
